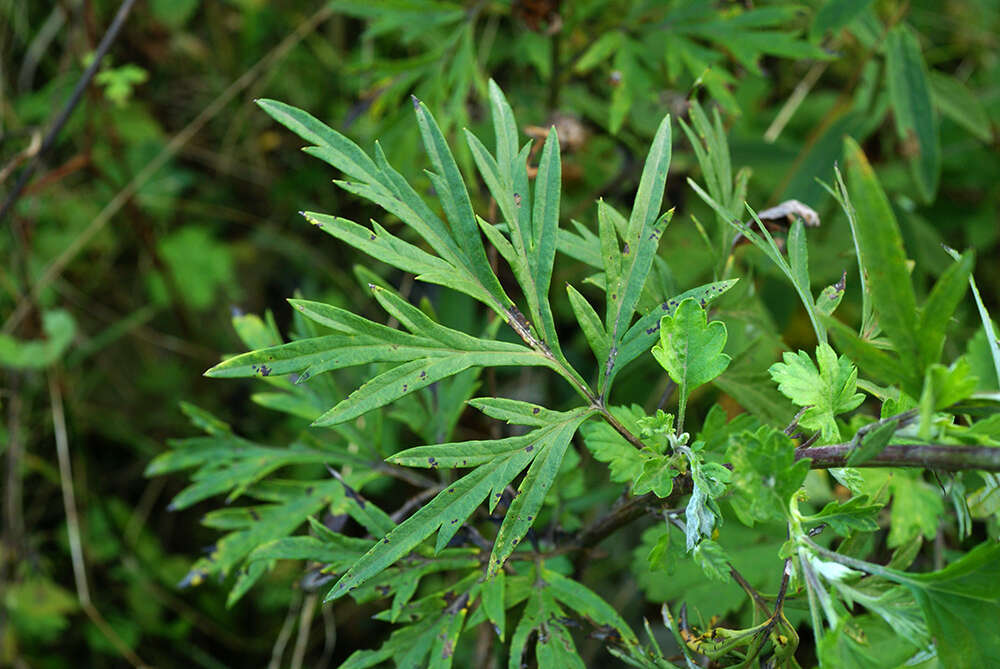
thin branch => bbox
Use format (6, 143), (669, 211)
(850, 408), (919, 445)
(290, 592), (317, 669)
(268, 592), (302, 669)
(390, 485), (445, 523)
(594, 400), (647, 450)
(573, 478), (693, 552)
(729, 564), (770, 614)
(51, 374), (90, 606)
(560, 437), (1000, 559)
(50, 373), (151, 668)
(797, 442), (1000, 471)
(375, 461), (438, 489)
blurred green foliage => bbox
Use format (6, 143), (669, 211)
(1, 0), (997, 666)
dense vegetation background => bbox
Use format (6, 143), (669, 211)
(1, 1), (998, 667)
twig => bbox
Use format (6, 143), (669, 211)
(0, 0), (139, 223)
(594, 400), (647, 450)
(375, 461), (438, 489)
(561, 435), (1000, 559)
(0, 131), (41, 184)
(318, 604), (337, 668)
(797, 442), (1000, 471)
(728, 564), (770, 614)
(850, 408), (918, 445)
(290, 592), (317, 669)
(655, 380), (676, 412)
(763, 62), (827, 143)
(391, 486), (445, 523)
(51, 373), (91, 610)
(773, 558), (793, 617)
(50, 373), (151, 668)
(269, 592), (303, 669)
(572, 477), (694, 553)
(783, 406), (809, 435)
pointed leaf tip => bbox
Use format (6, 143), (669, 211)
(411, 94), (421, 109)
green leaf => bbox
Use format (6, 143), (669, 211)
(652, 298), (731, 432)
(726, 427), (810, 526)
(333, 409), (588, 597)
(810, 0), (874, 40)
(388, 431), (539, 469)
(469, 86), (562, 357)
(573, 31), (623, 73)
(179, 402), (232, 437)
(843, 137), (920, 388)
(609, 47), (636, 134)
(824, 317), (911, 389)
(817, 615), (922, 669)
(887, 471), (944, 548)
(178, 480), (344, 605)
(929, 71), (993, 143)
(256, 98), (380, 183)
(632, 455), (678, 498)
(690, 180), (828, 343)
(918, 358), (979, 438)
(209, 287), (556, 427)
(488, 410), (591, 576)
(413, 96), (509, 308)
(329, 448), (534, 600)
(544, 568), (638, 646)
(148, 436), (336, 510)
(769, 343), (865, 443)
(487, 79), (518, 184)
(917, 249), (973, 370)
(685, 459), (730, 550)
(847, 419), (897, 466)
(514, 587), (584, 669)
(482, 571), (506, 640)
(612, 280), (738, 390)
(250, 392), (322, 421)
(247, 535), (373, 570)
(886, 25), (940, 201)
(581, 405), (646, 484)
(509, 589), (545, 669)
(692, 540), (730, 583)
(787, 219), (810, 298)
(647, 525), (685, 575)
(566, 283), (610, 363)
(0, 309), (76, 369)
(340, 617), (437, 669)
(606, 114), (672, 347)
(944, 246), (1000, 390)
(529, 127), (562, 352)
(805, 496), (882, 535)
(898, 543), (1000, 668)
(467, 397), (567, 428)
(428, 596), (469, 668)
(303, 214), (474, 297)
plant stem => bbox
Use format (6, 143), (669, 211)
(562, 439), (1000, 557)
(593, 399), (647, 450)
(797, 442), (1000, 471)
